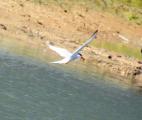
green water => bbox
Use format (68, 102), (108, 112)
(0, 49), (142, 120)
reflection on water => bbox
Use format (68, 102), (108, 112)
(0, 49), (142, 120)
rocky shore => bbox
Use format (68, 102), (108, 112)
(86, 48), (142, 87)
(0, 0), (142, 89)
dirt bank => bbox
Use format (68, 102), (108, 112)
(0, 0), (142, 88)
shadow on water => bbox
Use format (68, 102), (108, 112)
(0, 39), (142, 120)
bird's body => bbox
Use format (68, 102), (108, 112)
(49, 44), (81, 64)
(48, 30), (98, 64)
(51, 54), (81, 64)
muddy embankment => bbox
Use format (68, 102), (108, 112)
(0, 0), (142, 89)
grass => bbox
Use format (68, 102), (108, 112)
(33, 0), (142, 8)
(92, 40), (142, 60)
(78, 37), (142, 60)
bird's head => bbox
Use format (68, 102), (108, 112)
(78, 53), (85, 61)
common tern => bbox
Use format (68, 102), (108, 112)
(48, 30), (98, 64)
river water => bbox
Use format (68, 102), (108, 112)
(0, 49), (142, 120)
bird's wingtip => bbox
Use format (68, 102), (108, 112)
(88, 30), (98, 39)
(93, 29), (98, 35)
(90, 29), (98, 38)
(95, 29), (98, 33)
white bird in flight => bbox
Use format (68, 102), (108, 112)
(48, 30), (98, 64)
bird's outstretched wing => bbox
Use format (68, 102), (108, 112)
(72, 30), (98, 55)
(50, 58), (69, 64)
(48, 44), (72, 58)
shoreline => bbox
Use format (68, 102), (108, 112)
(0, 0), (142, 89)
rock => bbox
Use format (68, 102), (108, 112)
(117, 55), (122, 58)
(64, 10), (68, 13)
(21, 26), (28, 33)
(133, 74), (142, 88)
(138, 61), (142, 64)
(19, 3), (24, 7)
(37, 21), (43, 26)
(108, 55), (112, 59)
(0, 24), (7, 30)
(78, 14), (84, 18)
(21, 14), (31, 18)
(133, 70), (141, 76)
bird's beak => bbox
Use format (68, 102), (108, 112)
(81, 56), (85, 61)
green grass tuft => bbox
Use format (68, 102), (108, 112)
(92, 40), (142, 60)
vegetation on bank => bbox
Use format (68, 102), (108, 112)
(93, 41), (142, 60)
(34, 0), (142, 25)
(32, 0), (142, 60)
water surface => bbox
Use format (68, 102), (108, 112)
(0, 50), (142, 120)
